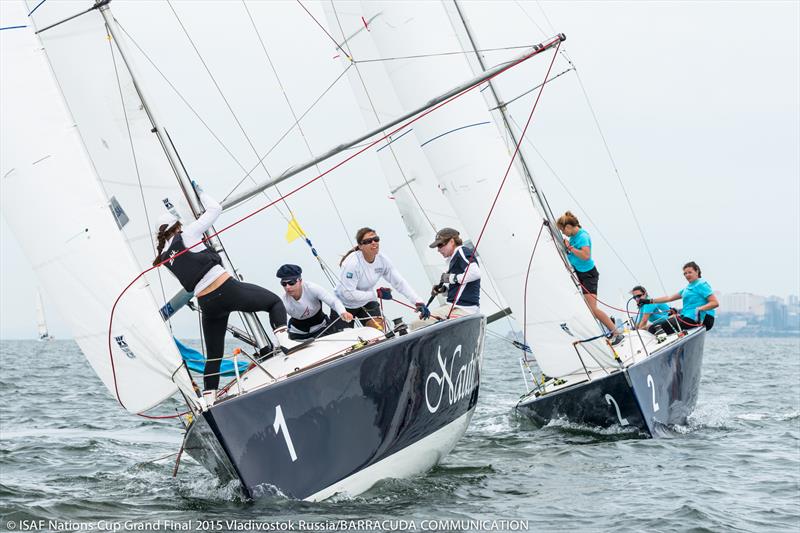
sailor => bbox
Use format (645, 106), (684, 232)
(557, 211), (623, 345)
(429, 227), (481, 317)
(153, 182), (287, 406)
(335, 227), (430, 330)
(638, 261), (719, 335)
(630, 285), (670, 330)
(276, 264), (353, 340)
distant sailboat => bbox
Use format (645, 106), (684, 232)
(35, 289), (53, 341)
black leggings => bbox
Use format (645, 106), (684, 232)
(198, 278), (286, 390)
(649, 314), (715, 335)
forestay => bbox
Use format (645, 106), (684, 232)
(0, 0), (197, 412)
(337, 1), (614, 376)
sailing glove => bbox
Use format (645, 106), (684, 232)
(440, 272), (455, 285)
(637, 298), (653, 307)
(191, 180), (204, 194)
(415, 302), (431, 319)
(431, 283), (447, 296)
(376, 287), (393, 300)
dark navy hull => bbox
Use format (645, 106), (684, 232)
(184, 314), (485, 499)
(516, 328), (705, 437)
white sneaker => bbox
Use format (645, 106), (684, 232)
(202, 390), (216, 408)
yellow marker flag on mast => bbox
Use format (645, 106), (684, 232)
(285, 216), (306, 243)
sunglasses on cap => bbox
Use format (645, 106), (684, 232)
(360, 236), (380, 245)
(280, 278), (300, 287)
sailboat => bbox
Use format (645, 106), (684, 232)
(35, 288), (54, 341)
(321, 1), (706, 437)
(0, 0), (492, 501)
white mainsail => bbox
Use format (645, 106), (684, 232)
(337, 1), (615, 376)
(1, 0), (197, 412)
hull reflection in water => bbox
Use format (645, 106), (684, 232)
(185, 314), (485, 500)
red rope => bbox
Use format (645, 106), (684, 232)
(447, 41), (562, 319)
(107, 37), (565, 413)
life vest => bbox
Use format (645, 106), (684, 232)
(160, 233), (222, 292)
(448, 246), (480, 307)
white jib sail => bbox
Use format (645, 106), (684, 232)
(1, 0), (197, 412)
(346, 1), (615, 376)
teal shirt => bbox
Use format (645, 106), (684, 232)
(567, 228), (595, 272)
(679, 279), (716, 321)
(636, 302), (670, 324)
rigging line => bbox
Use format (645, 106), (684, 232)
(165, 1), (295, 222)
(110, 35), (542, 408)
(512, 0), (550, 41)
(570, 65), (667, 293)
(242, 0), (351, 244)
(489, 67), (573, 111)
(328, 1), (439, 234)
(105, 23), (170, 310)
(353, 44), (538, 64)
(507, 115), (638, 281)
(447, 41), (562, 319)
(295, 0), (349, 59)
(27, 0), (46, 17)
(221, 62), (354, 203)
(522, 222), (547, 356)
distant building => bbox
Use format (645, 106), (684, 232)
(721, 292), (765, 315)
(764, 298), (788, 330)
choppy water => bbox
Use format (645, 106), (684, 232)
(1, 336), (798, 532)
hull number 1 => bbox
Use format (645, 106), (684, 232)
(273, 405), (298, 462)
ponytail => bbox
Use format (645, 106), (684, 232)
(556, 211), (581, 230)
(152, 222), (181, 266)
(340, 226), (375, 266)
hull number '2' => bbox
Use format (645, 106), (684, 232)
(273, 405), (298, 462)
(647, 374), (660, 412)
(425, 345), (480, 414)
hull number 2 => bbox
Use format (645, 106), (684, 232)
(273, 405), (298, 462)
(647, 374), (660, 412)
(604, 394), (629, 426)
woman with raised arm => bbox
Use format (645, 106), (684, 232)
(557, 211), (623, 345)
(638, 261), (718, 335)
(335, 227), (430, 330)
(153, 182), (286, 406)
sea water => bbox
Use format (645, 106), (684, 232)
(1, 336), (798, 532)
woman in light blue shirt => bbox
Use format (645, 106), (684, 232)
(557, 211), (622, 345)
(638, 261), (719, 335)
(630, 285), (670, 329)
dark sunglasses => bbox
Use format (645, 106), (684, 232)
(280, 279), (300, 287)
(632, 294), (644, 299)
(360, 236), (380, 245)
(436, 241), (449, 248)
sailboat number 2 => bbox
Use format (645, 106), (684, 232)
(646, 374), (660, 412)
(273, 405), (298, 462)
(604, 394), (629, 426)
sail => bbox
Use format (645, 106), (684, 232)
(35, 289), (50, 340)
(1, 0), (197, 412)
(339, 1), (614, 376)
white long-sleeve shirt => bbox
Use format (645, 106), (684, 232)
(282, 280), (346, 320)
(335, 251), (421, 309)
(164, 191), (225, 294)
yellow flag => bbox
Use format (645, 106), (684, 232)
(285, 216), (306, 243)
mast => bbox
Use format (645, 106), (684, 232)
(220, 35), (564, 212)
(450, 0), (565, 248)
(96, 2), (271, 350)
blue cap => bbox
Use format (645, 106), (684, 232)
(276, 264), (302, 281)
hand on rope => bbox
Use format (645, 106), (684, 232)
(430, 283), (447, 297)
(376, 287), (393, 300)
(415, 302), (431, 320)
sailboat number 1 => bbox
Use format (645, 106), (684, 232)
(273, 405), (298, 462)
(647, 374), (660, 412)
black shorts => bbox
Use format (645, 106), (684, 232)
(343, 300), (382, 327)
(575, 267), (599, 295)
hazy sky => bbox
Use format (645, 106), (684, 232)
(1, 0), (798, 339)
